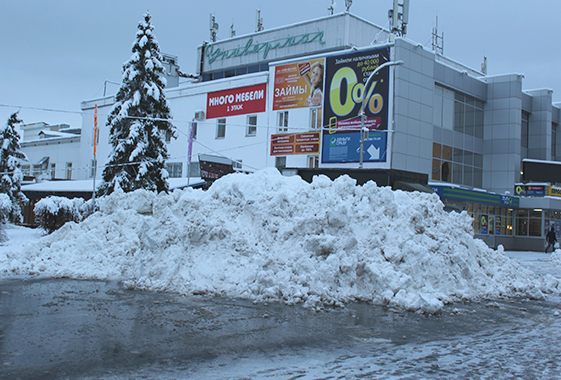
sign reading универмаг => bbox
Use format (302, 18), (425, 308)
(321, 47), (390, 164)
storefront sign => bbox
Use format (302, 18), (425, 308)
(514, 185), (546, 196)
(270, 131), (320, 156)
(321, 48), (390, 163)
(273, 58), (325, 111)
(199, 155), (234, 181)
(547, 186), (561, 197)
(205, 32), (326, 64)
(206, 83), (267, 119)
(431, 185), (520, 208)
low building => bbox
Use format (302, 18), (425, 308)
(20, 11), (561, 250)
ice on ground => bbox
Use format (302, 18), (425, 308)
(1, 168), (560, 313)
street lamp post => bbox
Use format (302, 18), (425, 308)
(359, 60), (404, 168)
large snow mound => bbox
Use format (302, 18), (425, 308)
(2, 168), (560, 313)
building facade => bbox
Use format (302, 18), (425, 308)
(25, 12), (561, 250)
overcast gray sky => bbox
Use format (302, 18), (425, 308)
(1, 0), (560, 128)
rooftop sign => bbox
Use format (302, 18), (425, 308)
(205, 31), (326, 64)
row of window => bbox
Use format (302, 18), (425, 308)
(201, 63), (270, 82)
(432, 143), (483, 187)
(468, 204), (514, 236)
(21, 163), (73, 180)
(433, 84), (484, 138)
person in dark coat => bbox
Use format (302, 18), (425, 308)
(545, 226), (557, 253)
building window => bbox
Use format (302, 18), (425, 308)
(278, 111), (289, 132)
(32, 164), (41, 176)
(66, 162), (72, 180)
(275, 156), (286, 169)
(432, 142), (483, 186)
(310, 108), (321, 130)
(50, 163), (56, 179)
(166, 162), (182, 178)
(247, 115), (257, 136)
(216, 118), (226, 139)
(515, 209), (542, 237)
(21, 165), (30, 176)
(308, 155), (319, 168)
(434, 84), (484, 138)
(233, 159), (242, 170)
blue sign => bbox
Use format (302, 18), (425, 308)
(321, 130), (387, 163)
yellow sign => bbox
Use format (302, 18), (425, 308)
(547, 186), (561, 197)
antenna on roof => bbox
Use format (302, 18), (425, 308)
(481, 56), (488, 75)
(255, 9), (264, 32)
(388, 0), (409, 37)
(345, 0), (352, 12)
(230, 23), (236, 38)
(209, 13), (219, 42)
(328, 0), (336, 15)
(431, 16), (444, 54)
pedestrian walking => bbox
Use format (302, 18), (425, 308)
(545, 225), (557, 253)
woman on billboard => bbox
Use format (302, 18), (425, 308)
(300, 61), (324, 107)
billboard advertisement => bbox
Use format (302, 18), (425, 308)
(206, 83), (267, 119)
(270, 131), (321, 156)
(273, 58), (325, 111)
(321, 48), (390, 163)
(321, 130), (387, 163)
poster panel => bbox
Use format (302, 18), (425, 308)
(273, 58), (325, 111)
(321, 48), (390, 163)
(271, 131), (320, 156)
(321, 130), (387, 163)
(206, 83), (267, 119)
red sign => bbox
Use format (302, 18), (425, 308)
(206, 83), (267, 119)
(271, 131), (321, 156)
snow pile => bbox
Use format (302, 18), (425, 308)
(1, 168), (559, 313)
(551, 250), (561, 265)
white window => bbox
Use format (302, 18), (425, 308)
(66, 162), (72, 180)
(50, 163), (56, 179)
(32, 164), (41, 176)
(233, 159), (242, 170)
(278, 111), (288, 132)
(308, 155), (319, 168)
(310, 108), (321, 130)
(21, 165), (30, 176)
(166, 162), (183, 178)
(247, 115), (257, 136)
(216, 118), (226, 139)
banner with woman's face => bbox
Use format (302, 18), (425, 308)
(272, 58), (325, 110)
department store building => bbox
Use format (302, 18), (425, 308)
(77, 12), (561, 250)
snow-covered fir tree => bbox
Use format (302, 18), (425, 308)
(0, 112), (28, 223)
(99, 12), (176, 196)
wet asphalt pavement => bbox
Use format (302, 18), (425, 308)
(1, 277), (561, 379)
